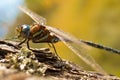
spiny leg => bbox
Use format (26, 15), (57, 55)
(27, 40), (33, 50)
(48, 43), (52, 48)
(50, 43), (62, 61)
(27, 41), (50, 52)
(18, 38), (27, 46)
(17, 38), (27, 48)
(27, 40), (62, 60)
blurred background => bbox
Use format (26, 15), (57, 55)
(0, 0), (120, 76)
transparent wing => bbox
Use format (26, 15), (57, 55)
(19, 6), (107, 74)
(19, 6), (46, 25)
(46, 26), (107, 74)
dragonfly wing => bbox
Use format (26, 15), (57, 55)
(46, 26), (107, 74)
(19, 6), (46, 25)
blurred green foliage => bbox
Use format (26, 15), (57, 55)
(7, 0), (120, 76)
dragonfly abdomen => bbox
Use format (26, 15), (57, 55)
(80, 40), (120, 54)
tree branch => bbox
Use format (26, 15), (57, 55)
(0, 40), (119, 80)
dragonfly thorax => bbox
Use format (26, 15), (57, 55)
(30, 24), (60, 43)
(16, 24), (30, 39)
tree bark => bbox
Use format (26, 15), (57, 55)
(0, 40), (119, 80)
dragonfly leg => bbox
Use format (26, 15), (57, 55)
(50, 43), (62, 61)
(18, 38), (27, 46)
(27, 41), (50, 52)
(26, 40), (33, 50)
(17, 38), (27, 48)
(48, 43), (52, 48)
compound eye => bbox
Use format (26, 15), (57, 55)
(22, 25), (28, 30)
(16, 25), (30, 39)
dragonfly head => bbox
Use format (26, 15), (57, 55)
(16, 24), (30, 39)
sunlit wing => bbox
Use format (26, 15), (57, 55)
(19, 6), (107, 74)
(19, 6), (46, 25)
(46, 26), (107, 74)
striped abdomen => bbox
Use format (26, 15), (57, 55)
(29, 24), (59, 43)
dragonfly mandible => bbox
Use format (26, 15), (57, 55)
(17, 6), (120, 74)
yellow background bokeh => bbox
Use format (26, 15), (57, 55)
(7, 0), (120, 76)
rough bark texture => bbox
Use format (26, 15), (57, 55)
(0, 40), (119, 80)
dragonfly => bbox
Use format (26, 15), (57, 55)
(17, 6), (120, 75)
